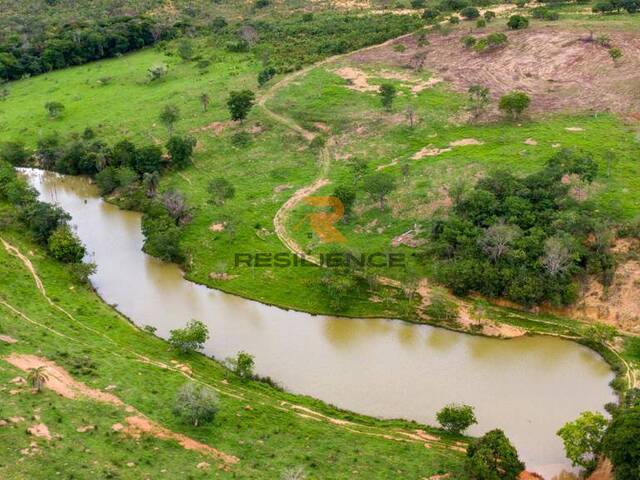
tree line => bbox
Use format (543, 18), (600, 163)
(0, 16), (180, 82)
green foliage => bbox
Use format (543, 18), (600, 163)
(378, 83), (397, 112)
(462, 35), (478, 48)
(19, 201), (70, 245)
(609, 47), (623, 61)
(227, 90), (255, 122)
(0, 141), (29, 166)
(231, 130), (252, 148)
(333, 184), (357, 221)
(320, 264), (363, 310)
(474, 32), (508, 52)
(173, 382), (219, 426)
(228, 351), (255, 379)
(27, 366), (49, 393)
(159, 104), (180, 135)
(584, 323), (618, 344)
(466, 429), (524, 480)
(439, 0), (470, 11)
(449, 15), (461, 24)
(557, 411), (608, 471)
(422, 8), (441, 21)
(47, 226), (86, 263)
(483, 10), (496, 21)
(507, 15), (529, 30)
(135, 145), (163, 175)
(468, 84), (490, 118)
(167, 135), (196, 169)
(148, 64), (169, 81)
(208, 177), (235, 205)
(258, 66), (277, 86)
(436, 404), (477, 434)
(362, 172), (396, 209)
(168, 319), (210, 354)
(498, 91), (530, 119)
(603, 406), (640, 480)
(476, 18), (487, 27)
(177, 39), (194, 61)
(460, 6), (481, 18)
(531, 7), (559, 20)
(428, 152), (610, 307)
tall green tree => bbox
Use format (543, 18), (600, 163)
(557, 411), (608, 471)
(466, 429), (524, 480)
(603, 406), (640, 480)
(159, 104), (180, 136)
(227, 90), (255, 122)
(379, 83), (397, 111)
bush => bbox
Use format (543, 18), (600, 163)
(168, 319), (209, 354)
(499, 90), (530, 118)
(439, 0), (470, 10)
(449, 15), (461, 24)
(507, 14), (529, 29)
(437, 404), (478, 434)
(167, 135), (196, 169)
(19, 201), (70, 245)
(460, 6), (481, 18)
(208, 177), (236, 205)
(173, 382), (219, 426)
(257, 66), (277, 86)
(422, 8), (441, 20)
(231, 131), (252, 148)
(483, 10), (496, 21)
(227, 351), (255, 379)
(47, 226), (86, 263)
(476, 18), (487, 27)
(462, 35), (477, 48)
(0, 141), (29, 165)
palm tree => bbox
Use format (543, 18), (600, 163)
(27, 366), (49, 393)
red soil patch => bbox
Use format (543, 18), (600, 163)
(348, 27), (640, 117)
(122, 416), (239, 466)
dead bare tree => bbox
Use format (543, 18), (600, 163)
(478, 222), (521, 262)
(542, 236), (572, 276)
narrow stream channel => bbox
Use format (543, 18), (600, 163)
(25, 169), (617, 478)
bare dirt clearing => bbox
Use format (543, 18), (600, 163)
(349, 27), (640, 117)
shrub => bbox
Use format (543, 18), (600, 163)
(147, 64), (168, 81)
(484, 10), (496, 21)
(47, 226), (86, 263)
(499, 90), (530, 118)
(437, 404), (478, 434)
(227, 351), (255, 378)
(460, 6), (480, 18)
(439, 0), (470, 10)
(231, 131), (252, 148)
(20, 201), (70, 245)
(44, 101), (65, 118)
(422, 8), (441, 20)
(449, 15), (461, 24)
(609, 47), (623, 62)
(462, 35), (477, 48)
(379, 83), (397, 111)
(0, 141), (29, 165)
(411, 0), (426, 7)
(258, 66), (277, 86)
(507, 14), (529, 29)
(166, 135), (196, 169)
(255, 0), (270, 8)
(168, 319), (209, 354)
(208, 177), (235, 205)
(476, 18), (487, 27)
(173, 382), (219, 426)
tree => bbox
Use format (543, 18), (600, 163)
(167, 135), (196, 169)
(199, 93), (210, 112)
(603, 406), (640, 480)
(177, 39), (194, 61)
(44, 101), (65, 118)
(436, 404), (477, 434)
(135, 145), (163, 174)
(541, 236), (573, 276)
(227, 351), (255, 379)
(348, 158), (368, 185)
(584, 323), (617, 344)
(147, 64), (168, 81)
(227, 90), (255, 122)
(466, 429), (524, 480)
(162, 191), (191, 225)
(0, 141), (29, 165)
(258, 66), (277, 86)
(27, 366), (49, 393)
(47, 226), (85, 263)
(143, 171), (160, 197)
(208, 177), (235, 205)
(333, 185), (356, 222)
(159, 104), (180, 136)
(479, 223), (521, 262)
(173, 382), (219, 426)
(423, 8), (441, 21)
(557, 411), (608, 471)
(507, 15), (529, 30)
(169, 319), (209, 354)
(363, 172), (396, 209)
(460, 6), (480, 18)
(20, 201), (70, 245)
(379, 83), (397, 112)
(468, 85), (490, 119)
(499, 91), (530, 119)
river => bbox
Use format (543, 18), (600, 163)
(25, 169), (617, 478)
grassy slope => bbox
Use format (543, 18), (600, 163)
(0, 212), (466, 479)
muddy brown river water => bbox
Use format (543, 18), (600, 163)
(25, 169), (617, 478)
